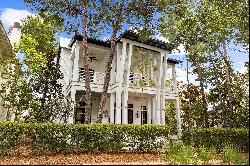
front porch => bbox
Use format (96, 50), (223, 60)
(67, 91), (181, 133)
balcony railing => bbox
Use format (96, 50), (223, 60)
(129, 73), (156, 87)
(78, 68), (116, 85)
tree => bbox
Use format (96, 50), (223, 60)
(22, 0), (107, 123)
(97, 0), (173, 122)
(160, 0), (249, 128)
(0, 15), (72, 122)
(0, 58), (34, 121)
(179, 83), (206, 130)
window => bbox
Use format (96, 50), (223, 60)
(141, 106), (147, 124)
(128, 104), (133, 124)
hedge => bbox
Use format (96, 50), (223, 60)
(182, 128), (249, 152)
(0, 122), (170, 156)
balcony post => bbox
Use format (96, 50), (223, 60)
(72, 44), (80, 82)
(160, 53), (168, 124)
(109, 93), (115, 123)
(175, 98), (182, 136)
(172, 64), (177, 92)
(155, 52), (164, 124)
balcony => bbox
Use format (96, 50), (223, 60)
(78, 68), (116, 86)
(129, 73), (157, 87)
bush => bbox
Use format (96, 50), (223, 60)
(197, 147), (215, 164)
(0, 122), (170, 155)
(163, 141), (197, 165)
(182, 128), (249, 152)
(222, 144), (247, 165)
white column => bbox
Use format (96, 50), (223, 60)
(72, 45), (80, 82)
(161, 53), (167, 124)
(122, 43), (132, 124)
(172, 64), (177, 92)
(175, 98), (182, 136)
(147, 97), (152, 124)
(69, 49), (75, 83)
(68, 89), (76, 124)
(156, 53), (164, 124)
(152, 95), (158, 124)
(115, 91), (122, 124)
(109, 93), (115, 124)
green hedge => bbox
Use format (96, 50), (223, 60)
(0, 122), (170, 155)
(182, 128), (249, 152)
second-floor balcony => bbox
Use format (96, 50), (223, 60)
(75, 68), (177, 94)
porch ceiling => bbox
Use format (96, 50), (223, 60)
(79, 43), (109, 62)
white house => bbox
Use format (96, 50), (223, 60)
(59, 30), (182, 134)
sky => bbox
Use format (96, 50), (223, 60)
(0, 0), (249, 86)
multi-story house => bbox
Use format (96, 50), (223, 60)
(59, 30), (182, 134)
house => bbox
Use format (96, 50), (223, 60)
(0, 21), (19, 120)
(59, 30), (182, 135)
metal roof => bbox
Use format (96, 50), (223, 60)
(117, 30), (174, 51)
(69, 31), (181, 64)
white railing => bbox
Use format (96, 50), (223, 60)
(129, 73), (155, 87)
(78, 68), (117, 85)
(129, 72), (177, 93)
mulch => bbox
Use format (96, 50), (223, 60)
(0, 152), (165, 165)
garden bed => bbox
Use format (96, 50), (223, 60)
(0, 152), (164, 165)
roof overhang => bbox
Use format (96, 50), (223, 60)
(68, 31), (181, 64)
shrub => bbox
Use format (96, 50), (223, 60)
(182, 128), (249, 152)
(0, 122), (170, 155)
(163, 141), (198, 165)
(222, 144), (247, 165)
(197, 147), (215, 164)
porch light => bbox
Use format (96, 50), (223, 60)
(136, 111), (140, 118)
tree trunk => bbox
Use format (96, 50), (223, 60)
(197, 68), (209, 128)
(82, 7), (92, 124)
(97, 0), (125, 123)
(222, 42), (233, 127)
(97, 34), (116, 123)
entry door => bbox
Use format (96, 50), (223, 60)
(75, 102), (92, 124)
(128, 104), (133, 124)
(75, 107), (85, 124)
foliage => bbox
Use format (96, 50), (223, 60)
(221, 144), (247, 165)
(0, 15), (72, 122)
(0, 58), (36, 121)
(165, 101), (177, 135)
(178, 83), (205, 130)
(0, 122), (170, 155)
(182, 128), (249, 152)
(160, 0), (249, 129)
(163, 141), (197, 165)
(197, 147), (215, 164)
(163, 141), (248, 165)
